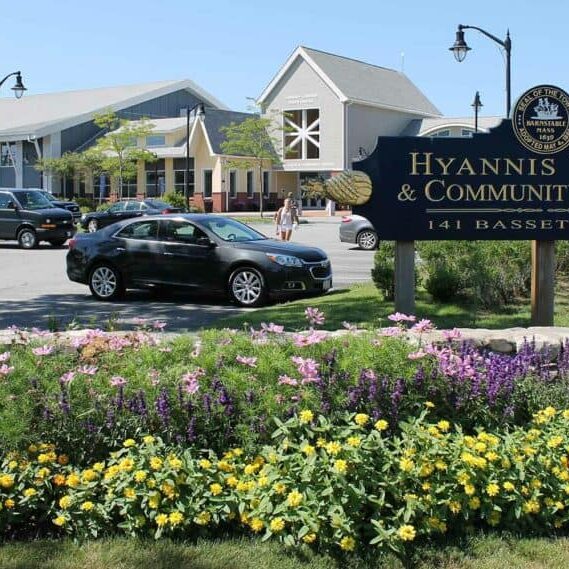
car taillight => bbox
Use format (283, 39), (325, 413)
(341, 216), (352, 223)
(68, 238), (77, 250)
(162, 209), (172, 214)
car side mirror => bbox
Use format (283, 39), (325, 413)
(6, 200), (18, 210)
(196, 237), (216, 248)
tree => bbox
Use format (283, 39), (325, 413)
(220, 106), (281, 217)
(36, 152), (82, 198)
(89, 111), (157, 199)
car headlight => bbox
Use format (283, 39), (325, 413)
(45, 218), (51, 223)
(266, 253), (303, 267)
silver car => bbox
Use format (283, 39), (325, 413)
(339, 214), (379, 250)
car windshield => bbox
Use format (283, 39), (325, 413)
(201, 217), (266, 242)
(16, 191), (54, 210)
(40, 192), (57, 202)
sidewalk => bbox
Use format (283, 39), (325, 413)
(224, 210), (351, 223)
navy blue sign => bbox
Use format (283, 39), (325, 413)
(353, 85), (569, 240)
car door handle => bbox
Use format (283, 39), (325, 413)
(115, 247), (125, 252)
(163, 251), (174, 256)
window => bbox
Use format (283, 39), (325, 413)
(121, 177), (138, 199)
(246, 171), (254, 198)
(0, 143), (15, 167)
(145, 135), (166, 147)
(125, 201), (142, 211)
(229, 170), (237, 198)
(201, 217), (265, 242)
(173, 158), (194, 196)
(283, 108), (320, 160)
(461, 129), (474, 137)
(203, 169), (213, 198)
(0, 192), (12, 208)
(93, 174), (110, 200)
(117, 220), (159, 240)
(262, 171), (270, 198)
(145, 159), (165, 197)
(430, 130), (451, 138)
(161, 220), (208, 244)
(108, 202), (126, 214)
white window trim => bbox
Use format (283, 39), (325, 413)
(202, 168), (213, 199)
(246, 170), (255, 198)
(229, 169), (237, 198)
(282, 108), (321, 161)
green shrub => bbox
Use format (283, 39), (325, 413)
(162, 190), (187, 210)
(74, 198), (96, 210)
(423, 261), (462, 302)
(371, 242), (396, 300)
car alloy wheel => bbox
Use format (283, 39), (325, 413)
(89, 265), (123, 301)
(18, 228), (37, 249)
(87, 219), (99, 233)
(230, 268), (266, 307)
(357, 230), (378, 250)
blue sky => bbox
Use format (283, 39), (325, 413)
(3, 0), (569, 117)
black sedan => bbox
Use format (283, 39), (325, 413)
(80, 199), (183, 233)
(67, 214), (332, 306)
(38, 191), (81, 223)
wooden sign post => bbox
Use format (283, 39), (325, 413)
(395, 241), (415, 315)
(531, 240), (555, 326)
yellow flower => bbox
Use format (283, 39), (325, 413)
(346, 436), (361, 448)
(250, 518), (264, 533)
(198, 459), (212, 469)
(340, 536), (356, 551)
(469, 497), (481, 510)
(354, 413), (369, 426)
(93, 462), (105, 472)
(419, 463), (434, 477)
(134, 470), (148, 483)
(303, 532), (317, 544)
(0, 474), (15, 489)
(28, 444), (38, 453)
(123, 439), (136, 448)
(66, 473), (81, 488)
(435, 460), (447, 471)
(143, 435), (155, 445)
(217, 460), (233, 472)
(81, 469), (98, 483)
(273, 482), (286, 494)
(325, 441), (342, 456)
(486, 483), (500, 497)
(316, 437), (327, 448)
(563, 410), (569, 420)
(399, 458), (415, 472)
(523, 500), (540, 514)
(210, 483), (223, 496)
(485, 451), (499, 462)
(464, 484), (476, 496)
(23, 488), (37, 497)
(169, 511), (184, 526)
(80, 501), (94, 512)
(503, 481), (515, 492)
(119, 458), (134, 472)
(422, 482), (431, 492)
(7, 460), (17, 470)
(195, 511), (212, 526)
(548, 436), (564, 449)
(161, 482), (177, 499)
(437, 420), (451, 432)
(232, 448), (243, 457)
(299, 410), (314, 424)
(287, 490), (303, 507)
(543, 406), (557, 417)
(258, 476), (269, 488)
(226, 476), (239, 488)
(168, 456), (183, 471)
(398, 525), (416, 541)
(428, 517), (447, 533)
(449, 501), (462, 514)
(148, 457), (162, 471)
(270, 517), (285, 533)
(301, 444), (315, 456)
(148, 495), (160, 509)
(425, 401), (435, 409)
(156, 513), (169, 527)
(334, 459), (348, 474)
(53, 516), (66, 527)
(59, 495), (72, 509)
(375, 419), (389, 431)
(124, 487), (136, 500)
(4, 498), (15, 509)
(244, 464), (257, 475)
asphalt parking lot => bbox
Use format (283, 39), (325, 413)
(0, 219), (375, 331)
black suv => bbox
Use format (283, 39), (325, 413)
(38, 190), (81, 222)
(0, 188), (76, 248)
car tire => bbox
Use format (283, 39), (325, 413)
(49, 238), (67, 247)
(88, 264), (124, 301)
(228, 267), (267, 307)
(87, 219), (99, 233)
(357, 229), (379, 250)
(18, 227), (38, 249)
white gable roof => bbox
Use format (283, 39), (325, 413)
(0, 79), (228, 140)
(258, 46), (441, 117)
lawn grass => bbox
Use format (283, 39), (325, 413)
(216, 281), (569, 331)
(2, 536), (569, 569)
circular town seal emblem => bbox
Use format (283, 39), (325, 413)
(513, 85), (569, 154)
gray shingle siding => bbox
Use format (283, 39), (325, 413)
(203, 110), (257, 154)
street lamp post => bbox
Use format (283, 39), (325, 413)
(472, 91), (483, 132)
(0, 71), (26, 99)
(185, 102), (205, 210)
(449, 25), (511, 117)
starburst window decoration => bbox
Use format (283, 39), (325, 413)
(283, 109), (320, 160)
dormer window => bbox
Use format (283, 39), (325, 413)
(145, 135), (166, 147)
(284, 109), (320, 160)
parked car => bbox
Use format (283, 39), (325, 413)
(67, 214), (332, 306)
(80, 199), (184, 233)
(339, 214), (379, 250)
(0, 188), (75, 248)
(38, 190), (81, 222)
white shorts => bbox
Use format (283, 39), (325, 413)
(280, 224), (293, 231)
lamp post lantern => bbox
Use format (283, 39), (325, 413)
(0, 71), (27, 99)
(185, 102), (205, 210)
(472, 91), (483, 133)
(449, 25), (511, 117)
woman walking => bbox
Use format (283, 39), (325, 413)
(275, 198), (299, 241)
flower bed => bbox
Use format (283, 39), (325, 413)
(2, 409), (569, 557)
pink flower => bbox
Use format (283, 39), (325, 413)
(442, 328), (463, 341)
(32, 345), (54, 356)
(408, 350), (428, 360)
(278, 375), (298, 386)
(148, 369), (161, 386)
(305, 307), (325, 326)
(388, 312), (416, 323)
(410, 319), (435, 333)
(0, 352), (10, 362)
(236, 355), (257, 368)
(291, 356), (320, 382)
(293, 330), (328, 347)
(110, 376), (127, 387)
(183, 378), (200, 394)
(77, 365), (98, 375)
(152, 321), (167, 331)
(261, 322), (285, 334)
(181, 368), (206, 395)
(59, 372), (75, 385)
(380, 327), (404, 337)
(0, 364), (14, 376)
